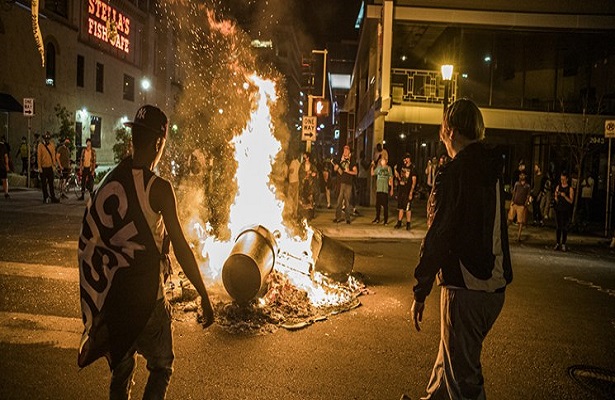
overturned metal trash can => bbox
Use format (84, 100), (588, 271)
(222, 225), (278, 304)
(310, 228), (354, 281)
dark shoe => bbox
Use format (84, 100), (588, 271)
(61, 193), (68, 199)
(353, 209), (360, 216)
(394, 221), (402, 229)
(333, 218), (340, 223)
(51, 197), (60, 203)
(78, 194), (85, 200)
(346, 219), (351, 224)
(406, 222), (411, 230)
(554, 243), (561, 251)
(4, 193), (9, 199)
(372, 218), (380, 224)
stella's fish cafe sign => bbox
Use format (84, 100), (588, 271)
(87, 0), (130, 54)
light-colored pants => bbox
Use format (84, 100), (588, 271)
(335, 182), (353, 221)
(422, 287), (505, 400)
(110, 299), (174, 400)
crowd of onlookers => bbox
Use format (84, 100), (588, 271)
(284, 143), (450, 230)
(0, 132), (96, 203)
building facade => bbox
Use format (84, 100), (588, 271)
(347, 0), (615, 217)
(0, 0), (179, 166)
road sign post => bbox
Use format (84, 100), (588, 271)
(302, 114), (317, 153)
(23, 98), (35, 188)
(604, 120), (615, 236)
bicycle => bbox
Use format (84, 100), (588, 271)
(63, 161), (82, 199)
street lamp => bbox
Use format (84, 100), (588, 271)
(441, 64), (454, 112)
(140, 78), (151, 103)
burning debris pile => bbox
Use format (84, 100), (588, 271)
(170, 269), (364, 335)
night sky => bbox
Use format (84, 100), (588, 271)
(297, 0), (363, 47)
(218, 0), (362, 49)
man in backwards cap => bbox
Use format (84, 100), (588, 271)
(77, 105), (214, 399)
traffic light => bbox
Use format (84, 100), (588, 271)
(312, 98), (330, 117)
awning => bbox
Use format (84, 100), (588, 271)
(0, 93), (23, 113)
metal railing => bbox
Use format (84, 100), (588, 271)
(391, 68), (456, 105)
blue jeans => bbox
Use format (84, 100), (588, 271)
(110, 299), (174, 400)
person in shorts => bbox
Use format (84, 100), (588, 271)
(394, 153), (417, 230)
(508, 171), (531, 241)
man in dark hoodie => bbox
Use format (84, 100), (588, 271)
(402, 99), (512, 400)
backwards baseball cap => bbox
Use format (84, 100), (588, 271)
(124, 105), (168, 137)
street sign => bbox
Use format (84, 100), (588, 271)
(23, 98), (35, 117)
(605, 120), (615, 138)
(302, 116), (317, 141)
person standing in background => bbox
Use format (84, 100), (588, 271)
(357, 150), (370, 207)
(16, 136), (28, 176)
(370, 156), (393, 225)
(531, 163), (545, 226)
(553, 171), (574, 252)
(394, 153), (417, 230)
(56, 138), (71, 199)
(333, 145), (357, 224)
(37, 132), (59, 203)
(79, 138), (96, 200)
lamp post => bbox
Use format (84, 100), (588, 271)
(441, 64), (454, 112)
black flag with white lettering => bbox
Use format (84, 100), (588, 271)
(78, 158), (160, 369)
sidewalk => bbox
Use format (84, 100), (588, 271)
(1, 186), (611, 251)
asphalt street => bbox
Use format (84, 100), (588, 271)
(0, 188), (614, 399)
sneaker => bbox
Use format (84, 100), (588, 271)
(51, 197), (60, 203)
(554, 243), (561, 251)
(346, 219), (351, 224)
(4, 193), (9, 199)
(406, 222), (411, 230)
(561, 244), (567, 252)
(353, 209), (360, 216)
(372, 218), (380, 224)
(78, 194), (85, 200)
(394, 221), (402, 229)
(383, 221), (389, 225)
(61, 193), (68, 199)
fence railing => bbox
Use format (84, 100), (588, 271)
(391, 68), (456, 105)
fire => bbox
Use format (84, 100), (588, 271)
(188, 74), (357, 307)
(160, 3), (361, 315)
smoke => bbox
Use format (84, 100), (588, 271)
(156, 1), (292, 240)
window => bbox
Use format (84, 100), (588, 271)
(45, 43), (56, 87)
(77, 55), (84, 87)
(123, 74), (135, 101)
(96, 62), (104, 93)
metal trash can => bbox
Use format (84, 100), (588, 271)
(310, 228), (354, 281)
(222, 225), (278, 304)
